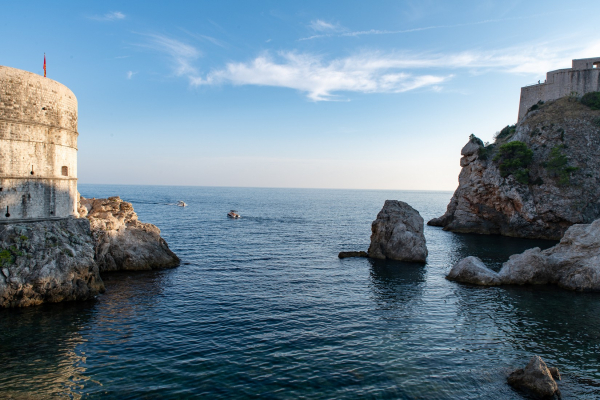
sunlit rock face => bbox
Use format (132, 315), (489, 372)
(368, 200), (427, 263)
(429, 97), (600, 240)
(79, 195), (180, 272)
(0, 218), (104, 308)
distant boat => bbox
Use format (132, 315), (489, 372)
(177, 201), (188, 207)
(227, 210), (241, 219)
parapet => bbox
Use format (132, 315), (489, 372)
(517, 57), (600, 121)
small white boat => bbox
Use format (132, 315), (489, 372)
(177, 201), (187, 207)
(227, 210), (241, 219)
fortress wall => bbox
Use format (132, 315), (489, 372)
(0, 66), (78, 221)
(518, 68), (600, 121)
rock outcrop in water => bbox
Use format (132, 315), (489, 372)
(429, 97), (600, 240)
(368, 200), (427, 262)
(507, 356), (561, 398)
(448, 218), (600, 291)
(0, 218), (105, 308)
(79, 196), (180, 272)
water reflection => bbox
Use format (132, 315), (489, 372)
(0, 301), (95, 399)
(368, 259), (426, 314)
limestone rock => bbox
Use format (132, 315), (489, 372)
(80, 195), (180, 272)
(0, 218), (105, 308)
(429, 97), (600, 240)
(368, 200), (427, 262)
(507, 356), (560, 398)
(450, 218), (600, 291)
(338, 251), (368, 259)
(446, 256), (501, 285)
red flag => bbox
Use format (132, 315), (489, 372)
(43, 53), (46, 77)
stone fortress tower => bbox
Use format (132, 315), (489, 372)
(0, 66), (78, 222)
(518, 56), (600, 121)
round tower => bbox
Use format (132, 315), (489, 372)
(0, 65), (78, 222)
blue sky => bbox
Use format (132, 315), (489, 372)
(2, 0), (599, 190)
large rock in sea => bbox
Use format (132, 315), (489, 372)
(79, 196), (180, 272)
(448, 218), (600, 291)
(368, 200), (427, 262)
(0, 218), (105, 308)
(507, 356), (560, 398)
(429, 97), (600, 240)
(446, 256), (501, 285)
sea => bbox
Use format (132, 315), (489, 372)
(2, 185), (600, 399)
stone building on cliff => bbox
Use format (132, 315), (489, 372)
(0, 66), (78, 222)
(518, 56), (600, 121)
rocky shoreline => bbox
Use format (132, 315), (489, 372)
(0, 195), (179, 308)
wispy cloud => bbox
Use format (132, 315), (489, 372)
(300, 14), (543, 41)
(309, 19), (342, 32)
(90, 11), (126, 22)
(126, 71), (137, 79)
(140, 33), (201, 77)
(140, 33), (600, 101)
(191, 52), (451, 101)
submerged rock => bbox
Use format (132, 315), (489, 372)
(429, 97), (600, 240)
(0, 218), (105, 308)
(446, 256), (501, 285)
(368, 200), (427, 262)
(507, 356), (560, 398)
(80, 196), (180, 272)
(338, 251), (368, 259)
(449, 218), (600, 291)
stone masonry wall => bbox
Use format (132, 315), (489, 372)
(0, 66), (78, 222)
(518, 57), (600, 121)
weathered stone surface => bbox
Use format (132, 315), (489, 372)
(450, 218), (600, 291)
(0, 218), (105, 308)
(446, 256), (501, 285)
(507, 356), (560, 398)
(80, 195), (180, 272)
(368, 200), (427, 262)
(429, 97), (600, 240)
(338, 251), (368, 259)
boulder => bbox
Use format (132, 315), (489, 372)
(79, 195), (180, 272)
(446, 256), (501, 285)
(0, 218), (105, 308)
(449, 218), (600, 291)
(507, 356), (560, 398)
(338, 251), (368, 259)
(368, 200), (427, 262)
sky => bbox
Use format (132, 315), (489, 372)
(1, 0), (599, 190)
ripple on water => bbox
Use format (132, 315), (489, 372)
(1, 186), (600, 399)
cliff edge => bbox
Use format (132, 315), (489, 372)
(79, 196), (180, 272)
(429, 95), (600, 240)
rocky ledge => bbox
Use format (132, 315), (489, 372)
(368, 200), (427, 262)
(448, 218), (600, 291)
(0, 218), (105, 308)
(429, 96), (600, 240)
(79, 195), (180, 272)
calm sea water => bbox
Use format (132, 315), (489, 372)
(2, 185), (600, 399)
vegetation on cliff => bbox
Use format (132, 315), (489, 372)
(493, 141), (533, 184)
(580, 91), (600, 110)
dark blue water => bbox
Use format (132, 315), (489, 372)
(2, 185), (600, 399)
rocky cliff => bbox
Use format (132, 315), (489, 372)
(79, 196), (180, 272)
(0, 218), (104, 308)
(429, 96), (600, 240)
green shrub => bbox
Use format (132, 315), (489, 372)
(593, 117), (600, 128)
(478, 144), (495, 160)
(0, 249), (14, 266)
(580, 92), (600, 110)
(494, 125), (517, 141)
(493, 141), (533, 184)
(546, 145), (578, 185)
(528, 100), (544, 113)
